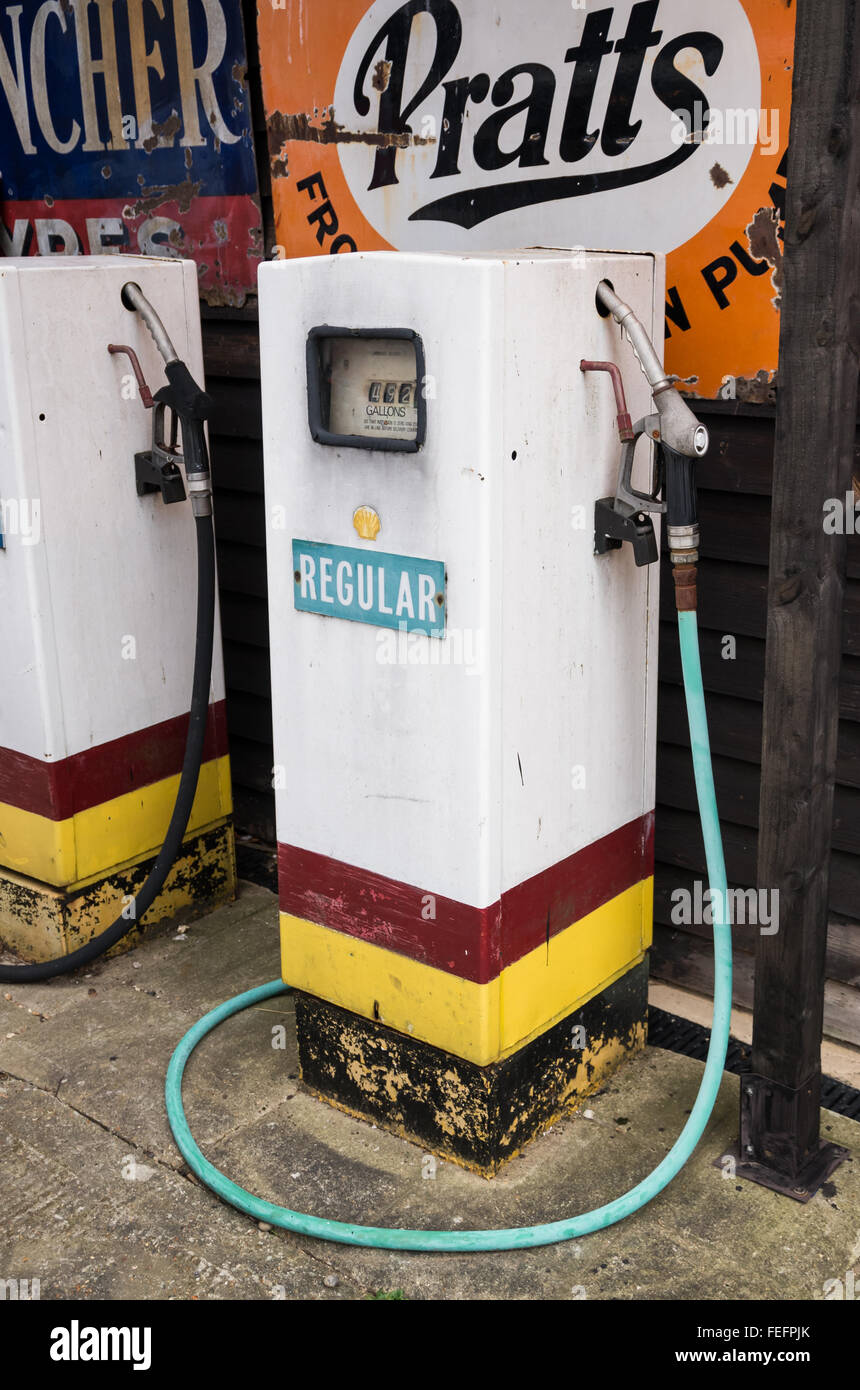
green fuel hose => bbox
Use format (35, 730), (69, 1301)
(165, 610), (731, 1251)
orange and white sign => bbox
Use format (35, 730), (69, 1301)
(259, 0), (794, 398)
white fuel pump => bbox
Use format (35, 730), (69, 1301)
(260, 249), (663, 1078)
(0, 257), (234, 980)
(164, 247), (731, 1251)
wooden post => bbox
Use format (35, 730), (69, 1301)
(739, 0), (860, 1199)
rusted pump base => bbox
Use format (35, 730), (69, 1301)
(293, 958), (648, 1176)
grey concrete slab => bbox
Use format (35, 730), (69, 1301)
(0, 881), (273, 1027)
(0, 884), (286, 1164)
(206, 1047), (860, 1302)
(0, 1079), (367, 1300)
(1, 880), (858, 1301)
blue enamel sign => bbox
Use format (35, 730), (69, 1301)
(0, 1), (261, 306)
(292, 540), (446, 638)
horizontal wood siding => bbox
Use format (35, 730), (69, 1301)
(653, 404), (860, 1045)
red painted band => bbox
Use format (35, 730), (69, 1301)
(0, 701), (228, 822)
(278, 811), (654, 984)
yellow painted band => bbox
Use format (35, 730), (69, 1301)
(281, 876), (653, 1066)
(0, 755), (232, 890)
(0, 823), (236, 964)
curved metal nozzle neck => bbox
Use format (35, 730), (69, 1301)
(595, 279), (708, 460)
(121, 281), (179, 367)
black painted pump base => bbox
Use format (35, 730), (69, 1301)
(294, 959), (649, 1175)
(717, 1071), (851, 1202)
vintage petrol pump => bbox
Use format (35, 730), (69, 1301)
(257, 249), (670, 1172)
(166, 247), (729, 1249)
(0, 256), (235, 975)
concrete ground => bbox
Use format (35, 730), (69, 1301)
(1, 881), (858, 1302)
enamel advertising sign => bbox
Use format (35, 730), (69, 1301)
(292, 539), (447, 637)
(0, 1), (262, 305)
(259, 0), (795, 399)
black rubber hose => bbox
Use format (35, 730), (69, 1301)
(0, 512), (216, 983)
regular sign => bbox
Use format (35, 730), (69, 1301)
(293, 540), (447, 637)
(260, 0), (794, 398)
(0, 0), (262, 305)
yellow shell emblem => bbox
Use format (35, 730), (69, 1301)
(353, 506), (381, 541)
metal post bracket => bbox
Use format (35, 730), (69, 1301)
(719, 1072), (850, 1202)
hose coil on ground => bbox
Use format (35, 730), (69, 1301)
(165, 611), (731, 1252)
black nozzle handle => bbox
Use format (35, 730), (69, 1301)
(660, 443), (698, 529)
(161, 359), (213, 422)
(153, 360), (213, 515)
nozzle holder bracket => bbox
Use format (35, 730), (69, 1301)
(594, 497), (658, 567)
(135, 401), (187, 505)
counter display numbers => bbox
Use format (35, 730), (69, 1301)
(307, 327), (427, 453)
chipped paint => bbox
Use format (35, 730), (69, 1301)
(0, 825), (235, 966)
(198, 280), (259, 309)
(123, 178), (203, 219)
(266, 106), (436, 158)
(142, 113), (183, 154)
(372, 59), (392, 92)
(733, 372), (778, 405)
(710, 162), (733, 189)
(746, 205), (785, 308)
(295, 962), (648, 1176)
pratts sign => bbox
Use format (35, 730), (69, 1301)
(0, 0), (261, 305)
(260, 0), (794, 398)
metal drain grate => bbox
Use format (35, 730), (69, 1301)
(648, 1005), (860, 1121)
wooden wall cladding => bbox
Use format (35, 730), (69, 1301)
(653, 404), (860, 1046)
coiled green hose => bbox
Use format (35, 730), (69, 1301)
(165, 610), (731, 1251)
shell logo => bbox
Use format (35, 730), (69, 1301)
(353, 505), (381, 541)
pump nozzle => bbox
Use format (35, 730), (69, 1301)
(594, 280), (709, 604)
(595, 280), (708, 461)
(120, 281), (213, 517)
